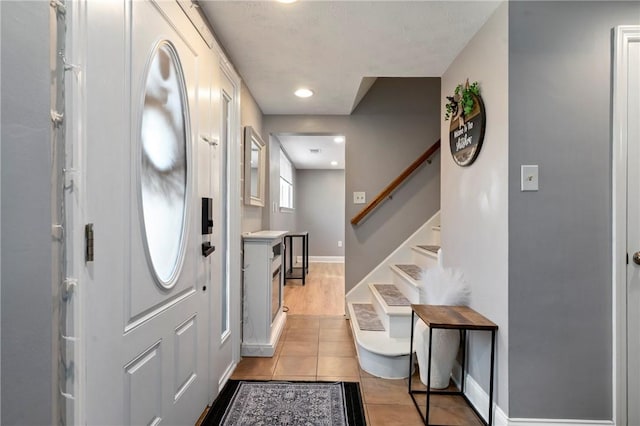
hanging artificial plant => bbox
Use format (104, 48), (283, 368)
(444, 80), (480, 121)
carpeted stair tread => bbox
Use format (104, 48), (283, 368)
(373, 284), (411, 306)
(352, 303), (385, 331)
(417, 244), (440, 253)
(395, 264), (423, 281)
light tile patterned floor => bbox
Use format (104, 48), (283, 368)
(224, 314), (484, 426)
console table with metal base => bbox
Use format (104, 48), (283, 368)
(408, 305), (498, 426)
(284, 231), (309, 285)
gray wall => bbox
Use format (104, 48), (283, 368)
(440, 2), (509, 414)
(264, 77), (441, 292)
(296, 169), (345, 257)
(240, 82), (265, 233)
(1, 2), (54, 424)
(508, 1), (640, 419)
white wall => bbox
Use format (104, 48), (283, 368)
(440, 1), (509, 415)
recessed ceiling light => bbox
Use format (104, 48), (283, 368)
(295, 88), (314, 98)
(334, 136), (345, 143)
(331, 161), (338, 166)
(277, 0), (297, 3)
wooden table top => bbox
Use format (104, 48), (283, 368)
(411, 305), (498, 330)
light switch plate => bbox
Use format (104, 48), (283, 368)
(353, 192), (366, 204)
(521, 165), (539, 191)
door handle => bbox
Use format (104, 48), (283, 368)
(633, 252), (640, 265)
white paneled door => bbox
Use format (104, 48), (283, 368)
(80, 2), (214, 424)
(615, 25), (640, 426)
(625, 29), (640, 426)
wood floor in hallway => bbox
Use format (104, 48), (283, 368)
(283, 262), (345, 316)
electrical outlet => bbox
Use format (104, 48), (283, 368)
(353, 192), (366, 204)
(338, 241), (343, 247)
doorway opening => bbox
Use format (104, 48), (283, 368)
(274, 133), (346, 315)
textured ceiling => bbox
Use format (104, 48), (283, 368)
(199, 1), (501, 115)
(277, 134), (346, 169)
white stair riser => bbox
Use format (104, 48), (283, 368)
(347, 302), (411, 351)
(369, 293), (412, 338)
(412, 250), (438, 269)
(391, 271), (421, 303)
(370, 295), (391, 333)
(388, 313), (412, 338)
(354, 341), (413, 379)
(432, 227), (441, 245)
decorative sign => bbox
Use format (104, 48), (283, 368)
(445, 81), (486, 167)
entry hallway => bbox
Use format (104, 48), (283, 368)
(199, 264), (483, 425)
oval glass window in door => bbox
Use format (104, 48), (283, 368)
(139, 41), (189, 287)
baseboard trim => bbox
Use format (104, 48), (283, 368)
(452, 367), (613, 426)
(451, 368), (508, 426)
(296, 255), (344, 263)
(508, 419), (614, 425)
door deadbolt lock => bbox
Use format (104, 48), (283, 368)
(633, 252), (640, 265)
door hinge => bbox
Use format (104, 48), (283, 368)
(62, 278), (77, 302)
(85, 223), (94, 262)
(627, 252), (629, 265)
(50, 110), (64, 127)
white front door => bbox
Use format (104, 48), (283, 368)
(616, 25), (640, 426)
(81, 2), (212, 424)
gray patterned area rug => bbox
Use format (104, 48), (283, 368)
(203, 380), (366, 425)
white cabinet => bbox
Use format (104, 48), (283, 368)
(241, 231), (288, 357)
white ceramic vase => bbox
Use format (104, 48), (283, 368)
(413, 319), (460, 389)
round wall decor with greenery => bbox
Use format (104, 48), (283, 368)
(445, 80), (486, 167)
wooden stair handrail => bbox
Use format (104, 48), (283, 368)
(350, 140), (441, 226)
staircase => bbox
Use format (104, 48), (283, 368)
(345, 211), (441, 379)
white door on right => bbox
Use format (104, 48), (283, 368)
(622, 26), (640, 426)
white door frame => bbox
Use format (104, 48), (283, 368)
(612, 25), (640, 426)
(0, 1), (3, 421)
(218, 56), (242, 393)
(64, 0), (88, 423)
